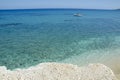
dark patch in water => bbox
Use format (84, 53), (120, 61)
(33, 59), (38, 62)
(0, 17), (3, 19)
(19, 63), (23, 66)
(64, 20), (72, 21)
(0, 23), (23, 27)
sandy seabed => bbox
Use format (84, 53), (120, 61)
(105, 57), (120, 80)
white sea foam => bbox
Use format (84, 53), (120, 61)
(0, 62), (118, 80)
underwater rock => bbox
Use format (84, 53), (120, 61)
(0, 63), (118, 80)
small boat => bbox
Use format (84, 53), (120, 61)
(73, 13), (82, 17)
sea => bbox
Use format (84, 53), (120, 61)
(0, 9), (120, 74)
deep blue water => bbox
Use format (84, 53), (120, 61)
(0, 9), (120, 69)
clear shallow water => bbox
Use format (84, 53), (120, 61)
(0, 9), (120, 69)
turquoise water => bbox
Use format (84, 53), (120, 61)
(0, 9), (120, 69)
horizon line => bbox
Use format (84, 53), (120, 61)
(0, 8), (118, 11)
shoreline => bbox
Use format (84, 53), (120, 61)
(0, 62), (118, 80)
(0, 50), (120, 79)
